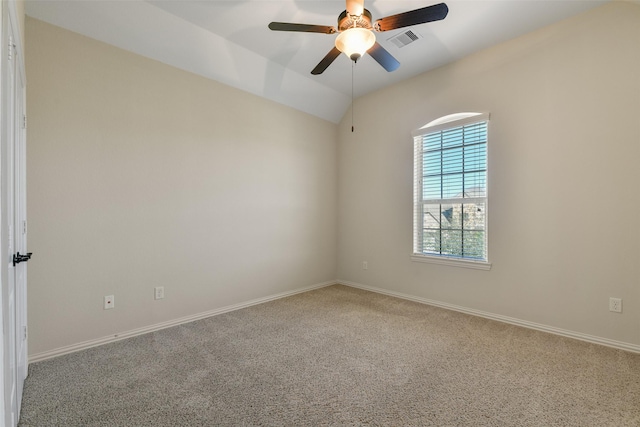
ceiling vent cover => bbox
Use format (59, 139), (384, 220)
(388, 30), (422, 48)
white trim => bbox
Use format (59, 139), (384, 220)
(411, 254), (492, 270)
(0, 7), (4, 425)
(7, 0), (24, 86)
(29, 280), (337, 363)
(338, 280), (640, 354)
(413, 112), (490, 137)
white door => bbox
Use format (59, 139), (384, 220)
(2, 2), (27, 425)
(3, 24), (19, 427)
(12, 41), (27, 411)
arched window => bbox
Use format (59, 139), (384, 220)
(412, 112), (490, 269)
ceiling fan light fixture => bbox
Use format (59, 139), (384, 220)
(335, 28), (375, 62)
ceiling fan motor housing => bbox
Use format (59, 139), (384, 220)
(338, 9), (373, 31)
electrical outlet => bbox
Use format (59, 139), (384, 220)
(609, 297), (622, 313)
(104, 295), (115, 310)
(362, 261), (368, 270)
(154, 286), (165, 300)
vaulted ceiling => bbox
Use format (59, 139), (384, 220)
(26, 0), (609, 123)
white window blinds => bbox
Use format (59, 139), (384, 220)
(413, 114), (488, 263)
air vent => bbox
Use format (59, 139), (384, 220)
(388, 30), (421, 48)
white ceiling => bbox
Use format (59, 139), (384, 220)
(25, 0), (609, 123)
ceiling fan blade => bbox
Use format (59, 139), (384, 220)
(367, 42), (400, 72)
(346, 0), (365, 16)
(268, 22), (337, 34)
(374, 3), (449, 32)
(311, 47), (342, 75)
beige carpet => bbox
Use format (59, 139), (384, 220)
(18, 285), (640, 426)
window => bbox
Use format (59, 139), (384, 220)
(412, 113), (490, 269)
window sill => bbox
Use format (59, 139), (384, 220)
(410, 254), (492, 270)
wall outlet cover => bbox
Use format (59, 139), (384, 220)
(609, 297), (622, 313)
(104, 295), (115, 310)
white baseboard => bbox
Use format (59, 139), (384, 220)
(338, 279), (640, 354)
(31, 278), (639, 363)
(29, 280), (337, 363)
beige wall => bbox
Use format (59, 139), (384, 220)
(26, 18), (338, 355)
(337, 2), (640, 346)
(26, 2), (640, 356)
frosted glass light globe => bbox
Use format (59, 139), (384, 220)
(335, 28), (376, 62)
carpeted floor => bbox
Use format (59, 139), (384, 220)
(18, 285), (640, 426)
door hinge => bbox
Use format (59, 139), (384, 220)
(23, 326), (27, 340)
(22, 114), (27, 130)
(8, 36), (14, 61)
(23, 220), (27, 235)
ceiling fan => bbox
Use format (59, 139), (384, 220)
(268, 0), (448, 75)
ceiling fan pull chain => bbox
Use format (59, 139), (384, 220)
(351, 61), (355, 132)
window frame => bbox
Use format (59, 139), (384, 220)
(411, 112), (491, 270)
